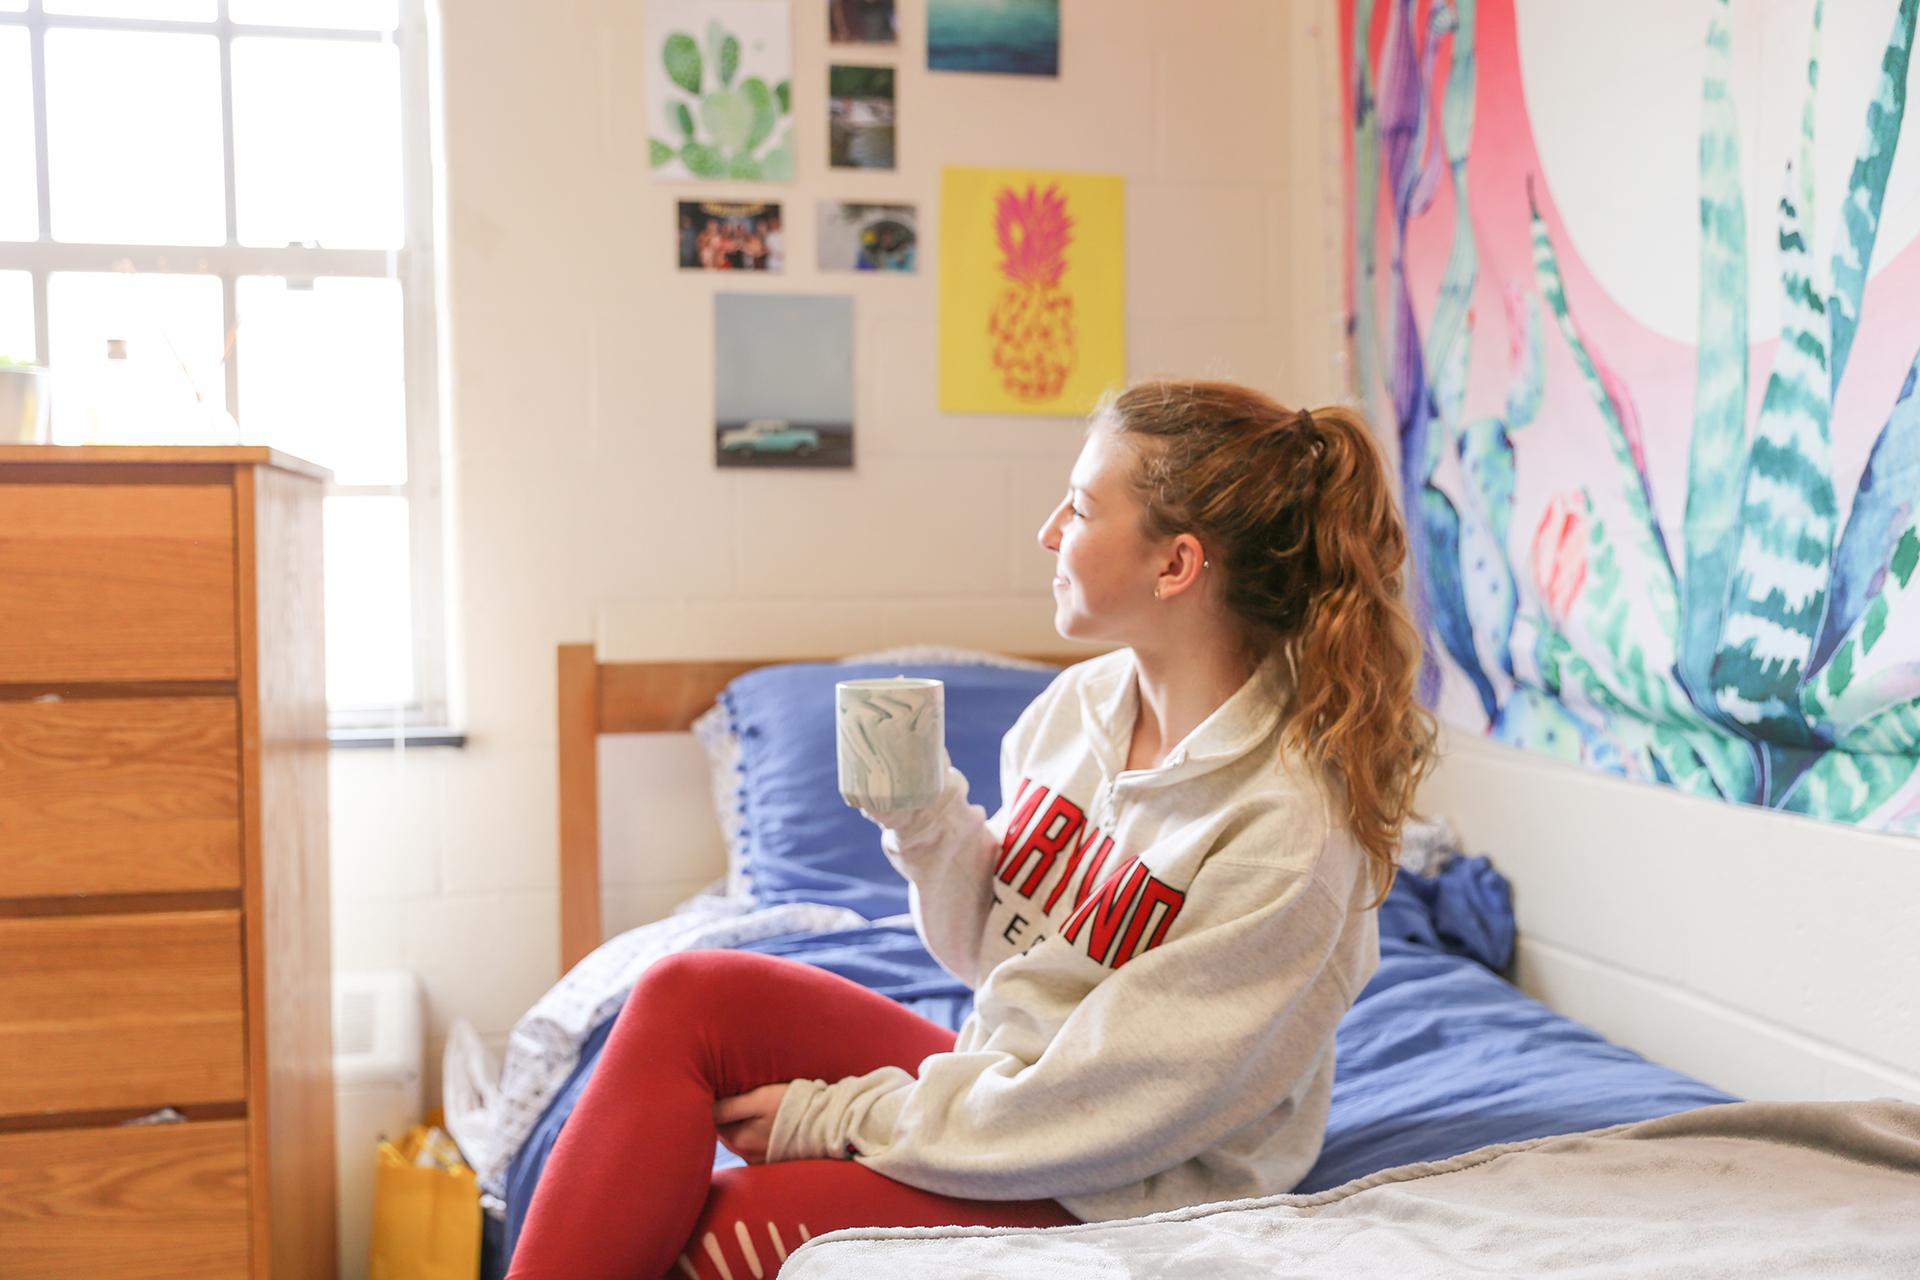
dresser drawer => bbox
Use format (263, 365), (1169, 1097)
(0, 912), (246, 1118)
(0, 697), (242, 897)
(0, 1120), (249, 1278)
(0, 483), (237, 683)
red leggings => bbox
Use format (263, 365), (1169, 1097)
(505, 949), (1077, 1279)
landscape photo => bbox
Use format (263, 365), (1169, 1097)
(828, 64), (896, 170)
(928, 0), (1058, 76)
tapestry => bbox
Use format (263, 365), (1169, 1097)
(1345, 0), (1920, 830)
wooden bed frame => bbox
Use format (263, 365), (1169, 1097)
(555, 643), (1087, 970)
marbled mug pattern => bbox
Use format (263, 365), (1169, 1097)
(835, 677), (945, 811)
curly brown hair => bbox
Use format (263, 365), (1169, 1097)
(1102, 378), (1438, 907)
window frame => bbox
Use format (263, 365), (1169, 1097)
(0, 0), (455, 739)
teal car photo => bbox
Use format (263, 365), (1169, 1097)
(719, 419), (820, 456)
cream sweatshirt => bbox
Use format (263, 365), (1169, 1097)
(765, 647), (1381, 1222)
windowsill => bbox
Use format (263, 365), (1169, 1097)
(328, 727), (469, 750)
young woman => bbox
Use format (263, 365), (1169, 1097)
(506, 378), (1437, 1279)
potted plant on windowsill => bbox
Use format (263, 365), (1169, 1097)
(0, 356), (50, 445)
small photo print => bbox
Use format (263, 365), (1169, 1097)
(817, 202), (918, 273)
(829, 0), (896, 45)
(828, 65), (896, 170)
(928, 0), (1059, 77)
(715, 294), (855, 470)
(678, 200), (786, 272)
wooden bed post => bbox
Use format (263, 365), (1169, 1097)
(557, 643), (602, 973)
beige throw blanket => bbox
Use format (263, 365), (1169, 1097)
(783, 1100), (1920, 1278)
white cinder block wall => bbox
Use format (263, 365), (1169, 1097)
(1422, 733), (1920, 1101)
(328, 0), (1352, 1099)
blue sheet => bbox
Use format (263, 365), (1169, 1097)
(488, 859), (1736, 1274)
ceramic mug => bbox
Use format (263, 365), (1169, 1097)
(835, 676), (945, 811)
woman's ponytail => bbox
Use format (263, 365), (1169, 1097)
(1278, 406), (1436, 906)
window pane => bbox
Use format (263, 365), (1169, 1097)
(46, 30), (224, 246)
(45, 1), (216, 18)
(0, 29), (35, 241)
(237, 275), (405, 484)
(324, 496), (414, 708)
(0, 2), (24, 13)
(0, 271), (34, 363)
(230, 0), (397, 31)
(47, 271), (226, 444)
(233, 38), (401, 249)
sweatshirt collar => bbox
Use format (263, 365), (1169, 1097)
(1078, 647), (1291, 787)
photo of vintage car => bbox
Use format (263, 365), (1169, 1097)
(714, 294), (854, 469)
(718, 419), (821, 456)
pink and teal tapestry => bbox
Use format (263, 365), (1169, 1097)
(1344, 0), (1920, 831)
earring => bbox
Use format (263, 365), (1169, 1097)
(1154, 585), (1163, 600)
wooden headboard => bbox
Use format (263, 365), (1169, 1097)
(555, 643), (1087, 970)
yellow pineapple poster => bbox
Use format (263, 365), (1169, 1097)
(938, 165), (1125, 416)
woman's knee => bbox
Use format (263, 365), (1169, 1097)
(628, 949), (799, 1022)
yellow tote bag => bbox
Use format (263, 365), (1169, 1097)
(369, 1123), (481, 1280)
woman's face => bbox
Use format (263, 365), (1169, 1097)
(1037, 420), (1162, 643)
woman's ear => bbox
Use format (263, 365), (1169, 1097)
(1157, 533), (1210, 599)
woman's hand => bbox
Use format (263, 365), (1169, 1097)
(714, 1083), (790, 1164)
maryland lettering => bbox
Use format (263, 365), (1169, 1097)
(995, 779), (1185, 969)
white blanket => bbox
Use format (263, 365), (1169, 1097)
(783, 1099), (1920, 1278)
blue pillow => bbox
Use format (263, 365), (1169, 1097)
(721, 661), (1060, 918)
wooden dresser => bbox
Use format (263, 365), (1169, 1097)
(0, 447), (336, 1279)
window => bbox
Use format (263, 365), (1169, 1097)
(0, 0), (452, 738)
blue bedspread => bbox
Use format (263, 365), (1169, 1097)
(489, 859), (1735, 1273)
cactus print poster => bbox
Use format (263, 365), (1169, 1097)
(1345, 0), (1920, 832)
(647, 0), (794, 181)
(938, 165), (1125, 416)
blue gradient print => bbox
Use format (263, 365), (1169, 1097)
(928, 0), (1059, 76)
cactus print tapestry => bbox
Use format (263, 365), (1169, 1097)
(1344, 0), (1920, 833)
(938, 165), (1125, 416)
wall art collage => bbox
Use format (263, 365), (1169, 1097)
(648, 0), (1122, 470)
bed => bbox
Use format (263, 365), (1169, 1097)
(462, 642), (1914, 1278)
